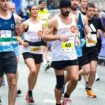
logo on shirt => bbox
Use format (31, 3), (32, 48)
(70, 26), (77, 33)
(78, 25), (82, 30)
(11, 24), (15, 29)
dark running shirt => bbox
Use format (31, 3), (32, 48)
(83, 17), (103, 53)
(0, 14), (15, 52)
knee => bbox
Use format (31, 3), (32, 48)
(90, 69), (96, 74)
(30, 70), (37, 76)
(84, 69), (90, 75)
(71, 75), (79, 81)
(56, 75), (64, 90)
(9, 79), (17, 88)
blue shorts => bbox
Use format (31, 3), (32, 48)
(0, 51), (17, 77)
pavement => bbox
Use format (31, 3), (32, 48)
(0, 53), (105, 105)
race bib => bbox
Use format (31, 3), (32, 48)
(0, 30), (12, 45)
(62, 40), (77, 60)
(23, 45), (43, 54)
(86, 34), (97, 47)
(30, 47), (41, 52)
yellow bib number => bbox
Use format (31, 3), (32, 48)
(86, 40), (97, 44)
(30, 47), (41, 52)
(86, 34), (97, 47)
(62, 42), (74, 49)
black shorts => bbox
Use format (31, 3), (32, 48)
(51, 60), (78, 70)
(79, 47), (98, 67)
(23, 52), (43, 64)
(0, 51), (17, 77)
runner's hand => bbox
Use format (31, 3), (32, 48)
(23, 42), (29, 48)
(86, 33), (93, 42)
(75, 36), (80, 46)
(38, 31), (43, 38)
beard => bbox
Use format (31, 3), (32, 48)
(94, 14), (98, 17)
(40, 7), (44, 10)
(71, 5), (78, 10)
(61, 10), (70, 17)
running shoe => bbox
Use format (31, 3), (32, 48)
(86, 90), (96, 98)
(17, 89), (22, 96)
(26, 95), (34, 103)
(26, 91), (34, 103)
(96, 77), (100, 81)
(62, 98), (72, 105)
(95, 74), (100, 81)
(44, 64), (51, 71)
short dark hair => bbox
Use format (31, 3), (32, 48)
(86, 3), (95, 10)
(28, 5), (37, 12)
(59, 0), (71, 8)
(80, 0), (88, 2)
(39, 0), (45, 4)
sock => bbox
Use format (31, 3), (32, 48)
(85, 82), (88, 89)
(86, 87), (91, 91)
(64, 93), (70, 98)
(28, 90), (32, 97)
(56, 104), (61, 105)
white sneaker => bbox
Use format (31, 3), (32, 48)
(95, 73), (100, 81)
(62, 98), (72, 105)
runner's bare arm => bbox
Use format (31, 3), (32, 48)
(42, 19), (60, 41)
(14, 14), (22, 24)
(14, 14), (22, 35)
(16, 21), (28, 46)
(75, 17), (81, 46)
(83, 16), (91, 37)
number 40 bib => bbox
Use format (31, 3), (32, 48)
(62, 40), (77, 60)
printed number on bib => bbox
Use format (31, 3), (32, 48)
(86, 34), (97, 47)
(0, 30), (12, 38)
(30, 47), (41, 52)
(62, 42), (74, 49)
(62, 41), (77, 60)
(0, 30), (12, 45)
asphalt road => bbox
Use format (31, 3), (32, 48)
(0, 54), (105, 105)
